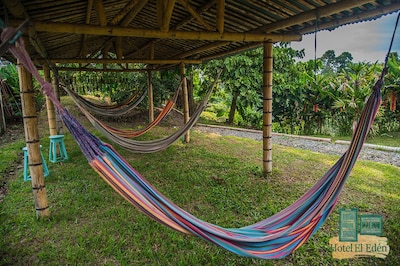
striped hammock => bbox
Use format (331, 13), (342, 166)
(5, 29), (383, 259)
(65, 79), (183, 139)
(64, 83), (148, 117)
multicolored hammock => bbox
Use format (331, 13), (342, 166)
(64, 83), (147, 117)
(65, 79), (183, 139)
(4, 29), (384, 259)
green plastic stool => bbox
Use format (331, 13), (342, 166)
(23, 145), (50, 182)
(49, 135), (68, 163)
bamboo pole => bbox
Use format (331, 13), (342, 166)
(180, 63), (190, 143)
(147, 70), (154, 122)
(43, 64), (57, 136)
(51, 75), (63, 134)
(17, 41), (49, 218)
(262, 42), (273, 175)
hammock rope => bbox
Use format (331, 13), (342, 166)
(66, 79), (183, 139)
(1, 24), (388, 259)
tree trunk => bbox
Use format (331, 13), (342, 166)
(228, 90), (239, 124)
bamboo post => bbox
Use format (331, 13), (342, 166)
(180, 62), (190, 143)
(263, 42), (273, 175)
(147, 70), (154, 122)
(17, 40), (49, 218)
(43, 64), (57, 136)
(51, 75), (63, 134)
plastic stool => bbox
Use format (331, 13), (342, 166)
(49, 135), (69, 163)
(23, 145), (50, 182)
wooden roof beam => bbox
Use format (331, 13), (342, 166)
(27, 20), (302, 42)
(216, 0), (225, 34)
(260, 0), (377, 33)
(157, 0), (176, 32)
(178, 0), (214, 31)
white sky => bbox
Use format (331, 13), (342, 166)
(290, 12), (400, 63)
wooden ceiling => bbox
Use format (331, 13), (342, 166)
(1, 0), (399, 71)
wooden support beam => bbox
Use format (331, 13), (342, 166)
(260, 0), (377, 33)
(115, 36), (123, 59)
(262, 42), (273, 175)
(157, 0), (176, 32)
(27, 20), (302, 42)
(216, 0), (225, 34)
(17, 40), (49, 218)
(201, 42), (262, 61)
(51, 76), (63, 134)
(45, 58), (202, 65)
(147, 70), (154, 122)
(43, 64), (57, 136)
(179, 0), (214, 31)
(180, 63), (190, 143)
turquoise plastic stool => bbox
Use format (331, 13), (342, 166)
(49, 135), (69, 163)
(23, 145), (50, 182)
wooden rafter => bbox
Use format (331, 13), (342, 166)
(179, 0), (214, 31)
(94, 0), (107, 26)
(157, 0), (176, 32)
(109, 0), (139, 25)
(79, 0), (93, 57)
(216, 0), (225, 34)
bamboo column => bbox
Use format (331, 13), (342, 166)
(18, 40), (49, 218)
(263, 42), (273, 175)
(147, 70), (154, 122)
(43, 64), (57, 136)
(51, 75), (63, 134)
(180, 62), (190, 143)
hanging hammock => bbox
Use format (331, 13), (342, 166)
(64, 83), (148, 117)
(2, 27), (386, 259)
(67, 79), (183, 139)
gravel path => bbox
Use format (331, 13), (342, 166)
(194, 125), (400, 167)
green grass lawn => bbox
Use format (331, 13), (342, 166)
(1, 100), (399, 265)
